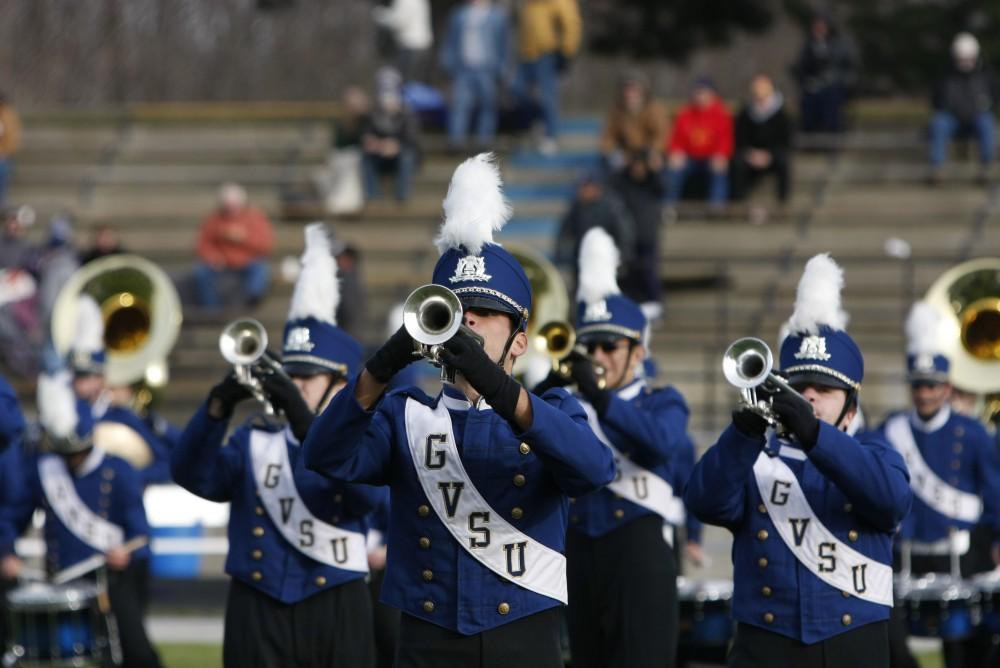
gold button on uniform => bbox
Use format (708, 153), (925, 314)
(100, 482), (112, 494)
(955, 426), (965, 437)
(763, 613), (774, 624)
(519, 443), (531, 455)
(511, 507), (524, 520)
(843, 503), (853, 513)
(951, 460), (961, 470)
(419, 537), (431, 549)
(418, 505), (430, 517)
(953, 443), (963, 454)
(497, 602), (511, 615)
(102, 468), (115, 480)
(251, 571), (262, 582)
(761, 586), (772, 597)
(251, 550), (263, 560)
(422, 569), (434, 582)
(513, 474), (526, 487)
(334, 494), (343, 503)
(614, 509), (625, 519)
(570, 516), (580, 524)
(758, 558), (769, 568)
(423, 600), (435, 613)
(255, 506), (265, 516)
(253, 527), (264, 537)
(757, 529), (768, 541)
(842, 614), (852, 626)
(848, 530), (859, 542)
(315, 576), (327, 586)
(757, 504), (767, 514)
(843, 591), (851, 598)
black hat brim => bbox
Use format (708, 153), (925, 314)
(785, 370), (853, 392)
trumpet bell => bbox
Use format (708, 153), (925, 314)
(722, 337), (774, 389)
(403, 284), (463, 346)
(535, 321), (576, 360)
(219, 318), (269, 366)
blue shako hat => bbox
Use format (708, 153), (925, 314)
(68, 295), (106, 376)
(282, 224), (362, 378)
(430, 153), (531, 329)
(904, 300), (950, 384)
(38, 371), (94, 454)
(574, 227), (646, 343)
(778, 254), (863, 391)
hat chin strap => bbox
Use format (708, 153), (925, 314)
(835, 389), (857, 432)
(497, 326), (520, 371)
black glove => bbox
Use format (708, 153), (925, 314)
(771, 391), (820, 450)
(437, 331), (523, 423)
(570, 354), (610, 414)
(732, 407), (768, 439)
(531, 367), (572, 396)
(365, 325), (417, 384)
(207, 373), (253, 420)
(260, 372), (315, 443)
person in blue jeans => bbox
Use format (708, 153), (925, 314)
(439, 0), (510, 149)
(929, 32), (997, 184)
(361, 69), (420, 202)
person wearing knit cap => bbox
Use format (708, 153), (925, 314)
(555, 227), (689, 667)
(685, 254), (912, 667)
(172, 224), (381, 667)
(0, 371), (162, 668)
(304, 153), (614, 667)
(874, 301), (1000, 668)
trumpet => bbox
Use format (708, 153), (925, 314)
(402, 284), (484, 382)
(534, 321), (607, 389)
(722, 337), (807, 434)
(219, 318), (286, 415)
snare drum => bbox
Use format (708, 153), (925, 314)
(5, 581), (109, 667)
(897, 574), (980, 641)
(972, 569), (1000, 634)
(677, 577), (734, 647)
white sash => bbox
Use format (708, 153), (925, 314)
(404, 398), (567, 603)
(753, 451), (893, 607)
(249, 431), (368, 572)
(884, 414), (982, 523)
(39, 454), (124, 553)
(579, 401), (684, 527)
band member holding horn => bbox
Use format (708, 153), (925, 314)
(685, 253), (912, 667)
(172, 225), (379, 667)
(557, 227), (689, 667)
(875, 301), (1000, 668)
(0, 371), (161, 668)
(303, 153), (615, 667)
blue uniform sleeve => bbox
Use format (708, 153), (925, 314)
(684, 424), (765, 529)
(303, 376), (395, 486)
(806, 423), (912, 532)
(516, 389), (616, 497)
(969, 421), (1000, 540)
(673, 434), (703, 543)
(0, 453), (42, 556)
(0, 376), (25, 451)
(116, 462), (152, 542)
(601, 387), (689, 465)
(170, 403), (245, 502)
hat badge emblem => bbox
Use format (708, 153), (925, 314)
(285, 326), (315, 352)
(449, 255), (491, 283)
(793, 335), (832, 361)
(584, 299), (613, 323)
(915, 353), (934, 373)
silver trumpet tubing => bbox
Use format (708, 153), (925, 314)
(403, 284), (484, 382)
(219, 317), (286, 415)
(722, 337), (808, 434)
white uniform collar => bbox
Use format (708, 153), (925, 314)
(910, 405), (951, 433)
(73, 447), (106, 478)
(440, 387), (493, 412)
(616, 378), (647, 401)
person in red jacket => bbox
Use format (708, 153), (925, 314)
(194, 183), (275, 309)
(663, 77), (734, 214)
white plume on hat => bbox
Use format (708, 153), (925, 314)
(784, 253), (849, 335)
(576, 227), (621, 305)
(37, 371), (78, 439)
(74, 295), (104, 355)
(905, 301), (944, 356)
(435, 153), (512, 256)
(287, 223), (339, 325)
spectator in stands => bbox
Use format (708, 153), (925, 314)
(361, 68), (420, 203)
(439, 0), (510, 150)
(555, 172), (635, 287)
(32, 214), (79, 328)
(0, 206), (34, 270)
(732, 74), (793, 224)
(929, 32), (997, 184)
(333, 242), (368, 342)
(315, 87), (370, 216)
(663, 78), (734, 215)
(331, 86), (371, 151)
(792, 11), (857, 134)
(611, 153), (664, 315)
(372, 0), (433, 83)
(0, 94), (22, 206)
(194, 183), (274, 310)
(0, 207), (41, 378)
(80, 224), (125, 265)
(599, 70), (668, 175)
(514, 0), (582, 156)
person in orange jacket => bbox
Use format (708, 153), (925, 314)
(0, 93), (22, 206)
(663, 78), (734, 213)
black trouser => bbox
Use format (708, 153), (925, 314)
(107, 559), (161, 668)
(566, 514), (678, 668)
(728, 621), (889, 668)
(223, 577), (374, 668)
(394, 607), (562, 668)
(731, 152), (790, 203)
(368, 568), (401, 668)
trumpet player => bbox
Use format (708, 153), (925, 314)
(171, 225), (380, 667)
(303, 154), (615, 668)
(685, 254), (912, 668)
(550, 227), (690, 668)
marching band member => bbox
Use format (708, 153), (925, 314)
(684, 253), (912, 667)
(0, 371), (161, 668)
(876, 301), (1000, 668)
(171, 225), (379, 667)
(303, 153), (615, 667)
(560, 227), (689, 667)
